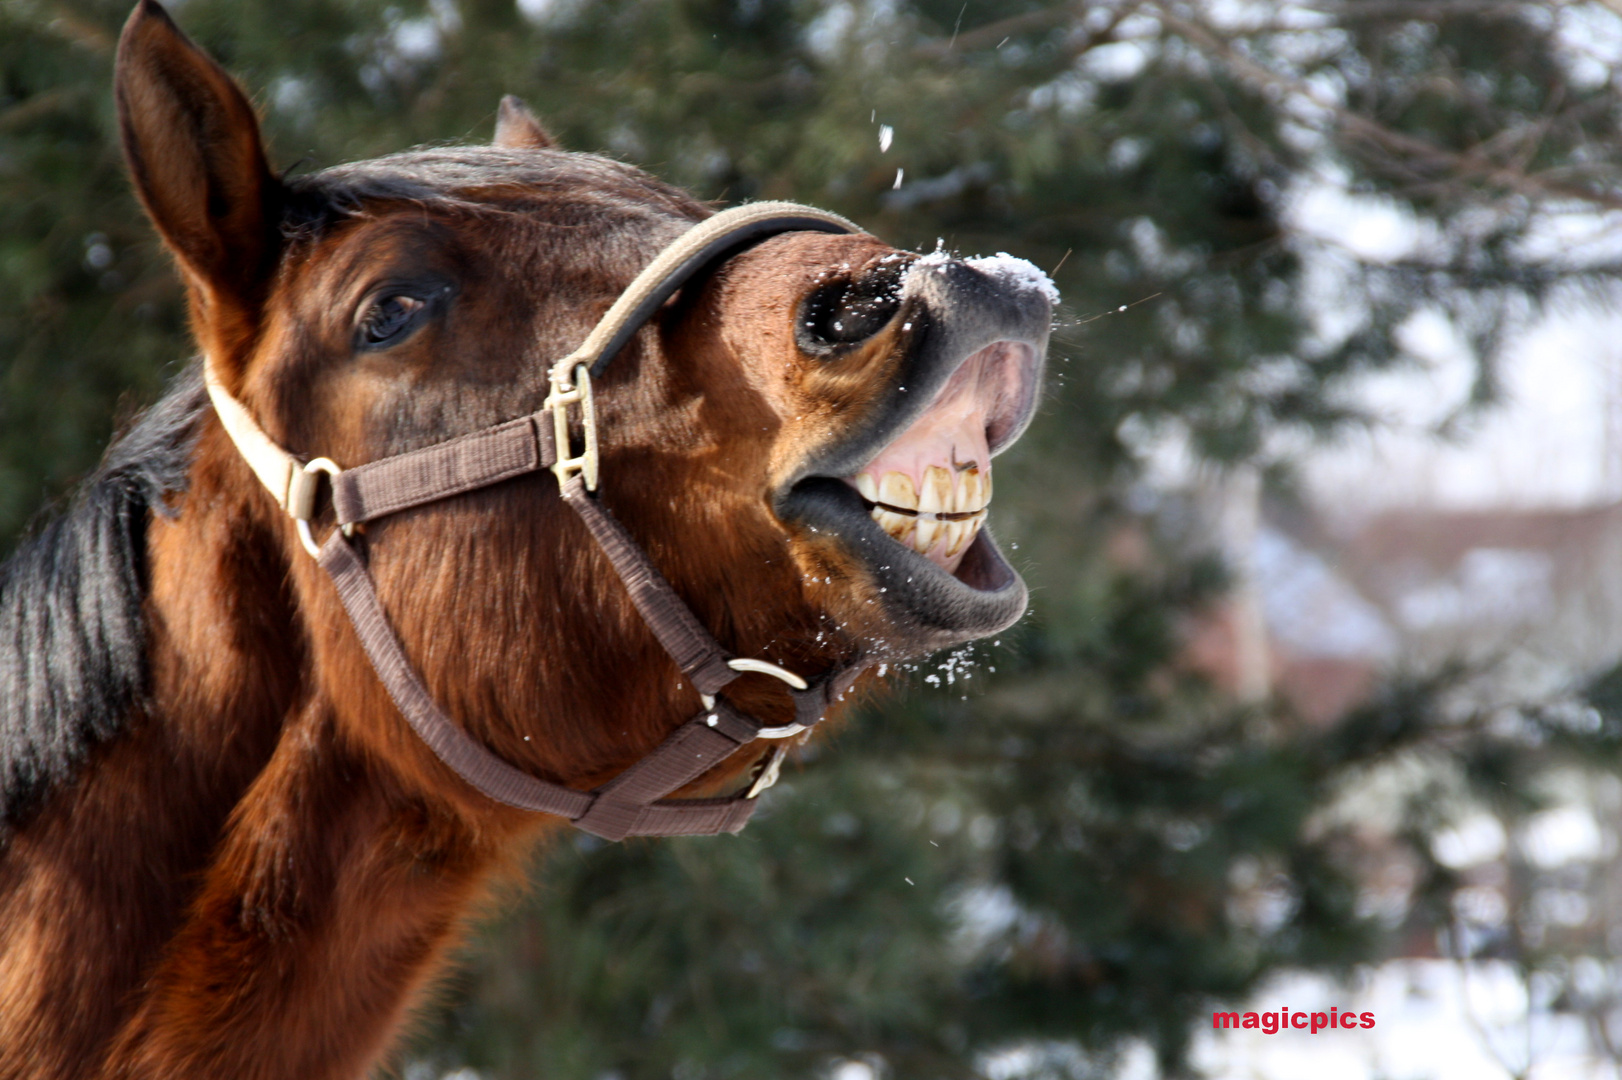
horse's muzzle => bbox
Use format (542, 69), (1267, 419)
(775, 253), (1051, 652)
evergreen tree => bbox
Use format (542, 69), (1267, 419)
(7, 2), (1622, 1077)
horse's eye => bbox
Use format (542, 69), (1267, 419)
(797, 264), (905, 355)
(357, 294), (427, 347)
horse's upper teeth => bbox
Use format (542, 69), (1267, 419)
(962, 467), (987, 511)
(853, 466), (992, 559)
(919, 466), (951, 515)
(878, 471), (916, 509)
(860, 467), (990, 515)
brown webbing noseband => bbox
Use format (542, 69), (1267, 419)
(205, 202), (865, 840)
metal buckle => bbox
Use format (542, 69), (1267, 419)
(745, 745), (787, 798)
(701, 658), (811, 739)
(292, 457), (354, 559)
(545, 361), (599, 493)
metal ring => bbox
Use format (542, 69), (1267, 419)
(296, 519), (323, 560)
(696, 659), (809, 735)
(295, 457), (350, 559)
(745, 745), (788, 798)
(726, 657), (809, 690)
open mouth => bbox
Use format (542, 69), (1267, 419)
(848, 339), (1033, 576)
(775, 251), (1050, 647)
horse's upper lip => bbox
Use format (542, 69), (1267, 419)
(774, 256), (1050, 650)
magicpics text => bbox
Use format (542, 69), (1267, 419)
(1212, 1008), (1375, 1034)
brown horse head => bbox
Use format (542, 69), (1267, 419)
(0, 3), (1049, 1075)
(116, 0), (1048, 753)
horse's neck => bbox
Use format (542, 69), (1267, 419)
(0, 456), (533, 1080)
(1, 414), (723, 1079)
(120, 459), (569, 1078)
(0, 463), (288, 1076)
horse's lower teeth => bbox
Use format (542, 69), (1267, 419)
(871, 505), (985, 557)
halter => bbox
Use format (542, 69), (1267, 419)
(204, 201), (865, 840)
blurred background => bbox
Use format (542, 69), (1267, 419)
(9, 0), (1622, 1077)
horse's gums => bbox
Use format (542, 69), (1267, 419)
(0, 1), (1047, 1077)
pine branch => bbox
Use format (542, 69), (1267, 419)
(1154, 3), (1622, 213)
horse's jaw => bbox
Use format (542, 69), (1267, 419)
(776, 255), (1050, 656)
(783, 476), (1029, 650)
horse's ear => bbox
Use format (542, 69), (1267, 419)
(494, 95), (556, 150)
(116, 0), (281, 334)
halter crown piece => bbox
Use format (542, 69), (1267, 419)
(204, 202), (864, 840)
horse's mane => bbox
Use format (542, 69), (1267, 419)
(282, 146), (705, 242)
(0, 365), (206, 835)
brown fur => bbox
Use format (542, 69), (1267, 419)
(494, 95), (557, 150)
(0, 3), (973, 1077)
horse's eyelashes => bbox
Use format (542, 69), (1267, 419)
(356, 294), (428, 348)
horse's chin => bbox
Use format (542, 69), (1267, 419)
(781, 475), (1028, 653)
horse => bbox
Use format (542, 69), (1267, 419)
(0, 2), (1050, 1076)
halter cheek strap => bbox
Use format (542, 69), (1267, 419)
(203, 201), (864, 841)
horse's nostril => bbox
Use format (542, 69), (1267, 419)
(797, 264), (905, 354)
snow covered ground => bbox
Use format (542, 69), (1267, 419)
(1190, 963), (1614, 1080)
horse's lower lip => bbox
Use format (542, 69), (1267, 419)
(777, 475), (1027, 646)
